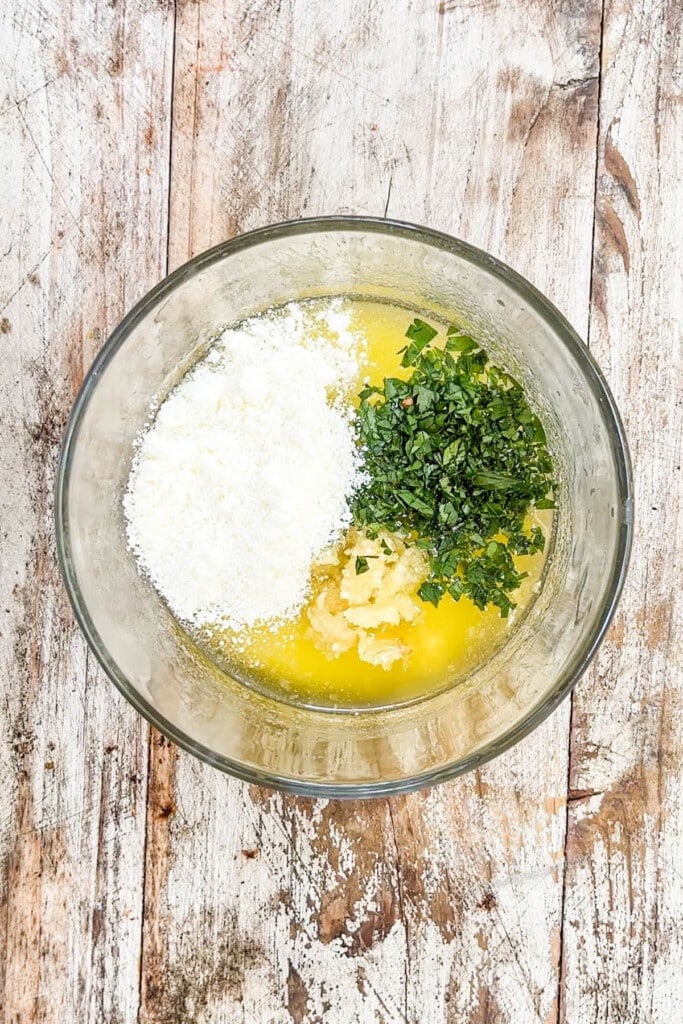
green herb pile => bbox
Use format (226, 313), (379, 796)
(352, 318), (555, 616)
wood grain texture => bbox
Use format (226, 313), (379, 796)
(560, 0), (683, 1020)
(0, 1), (175, 1021)
(142, 2), (603, 1023)
(1, 0), (680, 1021)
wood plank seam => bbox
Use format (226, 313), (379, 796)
(556, 0), (607, 1017)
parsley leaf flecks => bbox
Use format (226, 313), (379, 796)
(352, 318), (556, 616)
(400, 318), (439, 367)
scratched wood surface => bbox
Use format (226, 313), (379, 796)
(0, 1), (680, 1022)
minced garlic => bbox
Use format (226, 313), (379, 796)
(306, 528), (429, 669)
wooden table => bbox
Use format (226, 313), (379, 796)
(1, 1), (681, 1021)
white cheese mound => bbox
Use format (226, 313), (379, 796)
(124, 301), (366, 630)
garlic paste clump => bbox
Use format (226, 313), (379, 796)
(306, 528), (429, 669)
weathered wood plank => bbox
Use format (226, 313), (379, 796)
(0, 1), (175, 1020)
(142, 2), (603, 1023)
(560, 0), (683, 1020)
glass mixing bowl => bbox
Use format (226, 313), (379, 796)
(55, 217), (633, 797)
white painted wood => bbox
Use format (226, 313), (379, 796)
(560, 0), (683, 1020)
(2, 0), (680, 1021)
(0, 1), (174, 1021)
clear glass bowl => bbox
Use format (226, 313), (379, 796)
(55, 217), (633, 797)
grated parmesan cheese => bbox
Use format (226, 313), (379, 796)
(124, 301), (366, 630)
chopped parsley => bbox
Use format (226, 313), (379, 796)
(352, 319), (555, 616)
(354, 554), (379, 574)
(400, 318), (438, 367)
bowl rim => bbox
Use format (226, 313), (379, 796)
(55, 215), (634, 798)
